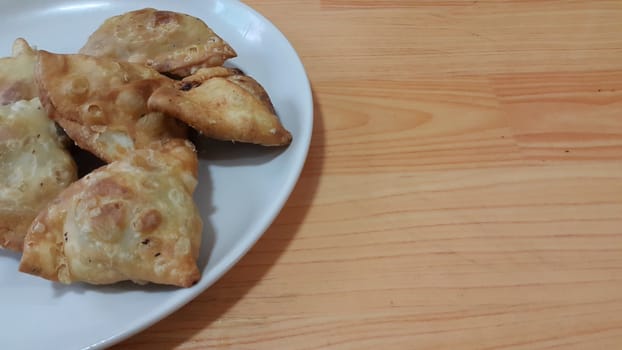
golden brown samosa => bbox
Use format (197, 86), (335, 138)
(19, 139), (202, 287)
(80, 8), (237, 77)
(0, 98), (77, 251)
(0, 38), (37, 105)
(148, 67), (292, 146)
(36, 50), (186, 162)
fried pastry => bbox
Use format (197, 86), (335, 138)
(36, 50), (186, 162)
(0, 38), (37, 105)
(0, 98), (77, 251)
(148, 67), (292, 146)
(19, 139), (203, 287)
(80, 8), (237, 77)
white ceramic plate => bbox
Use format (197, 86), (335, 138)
(0, 1), (312, 349)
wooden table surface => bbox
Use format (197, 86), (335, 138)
(118, 1), (622, 349)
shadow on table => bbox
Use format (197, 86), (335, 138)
(115, 87), (326, 349)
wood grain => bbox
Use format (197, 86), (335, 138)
(117, 0), (622, 349)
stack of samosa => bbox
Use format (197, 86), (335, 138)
(0, 8), (291, 288)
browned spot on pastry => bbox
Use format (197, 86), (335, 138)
(135, 209), (162, 234)
(154, 10), (177, 26)
(69, 76), (90, 98)
(89, 178), (133, 198)
(1, 82), (30, 105)
(91, 202), (127, 234)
